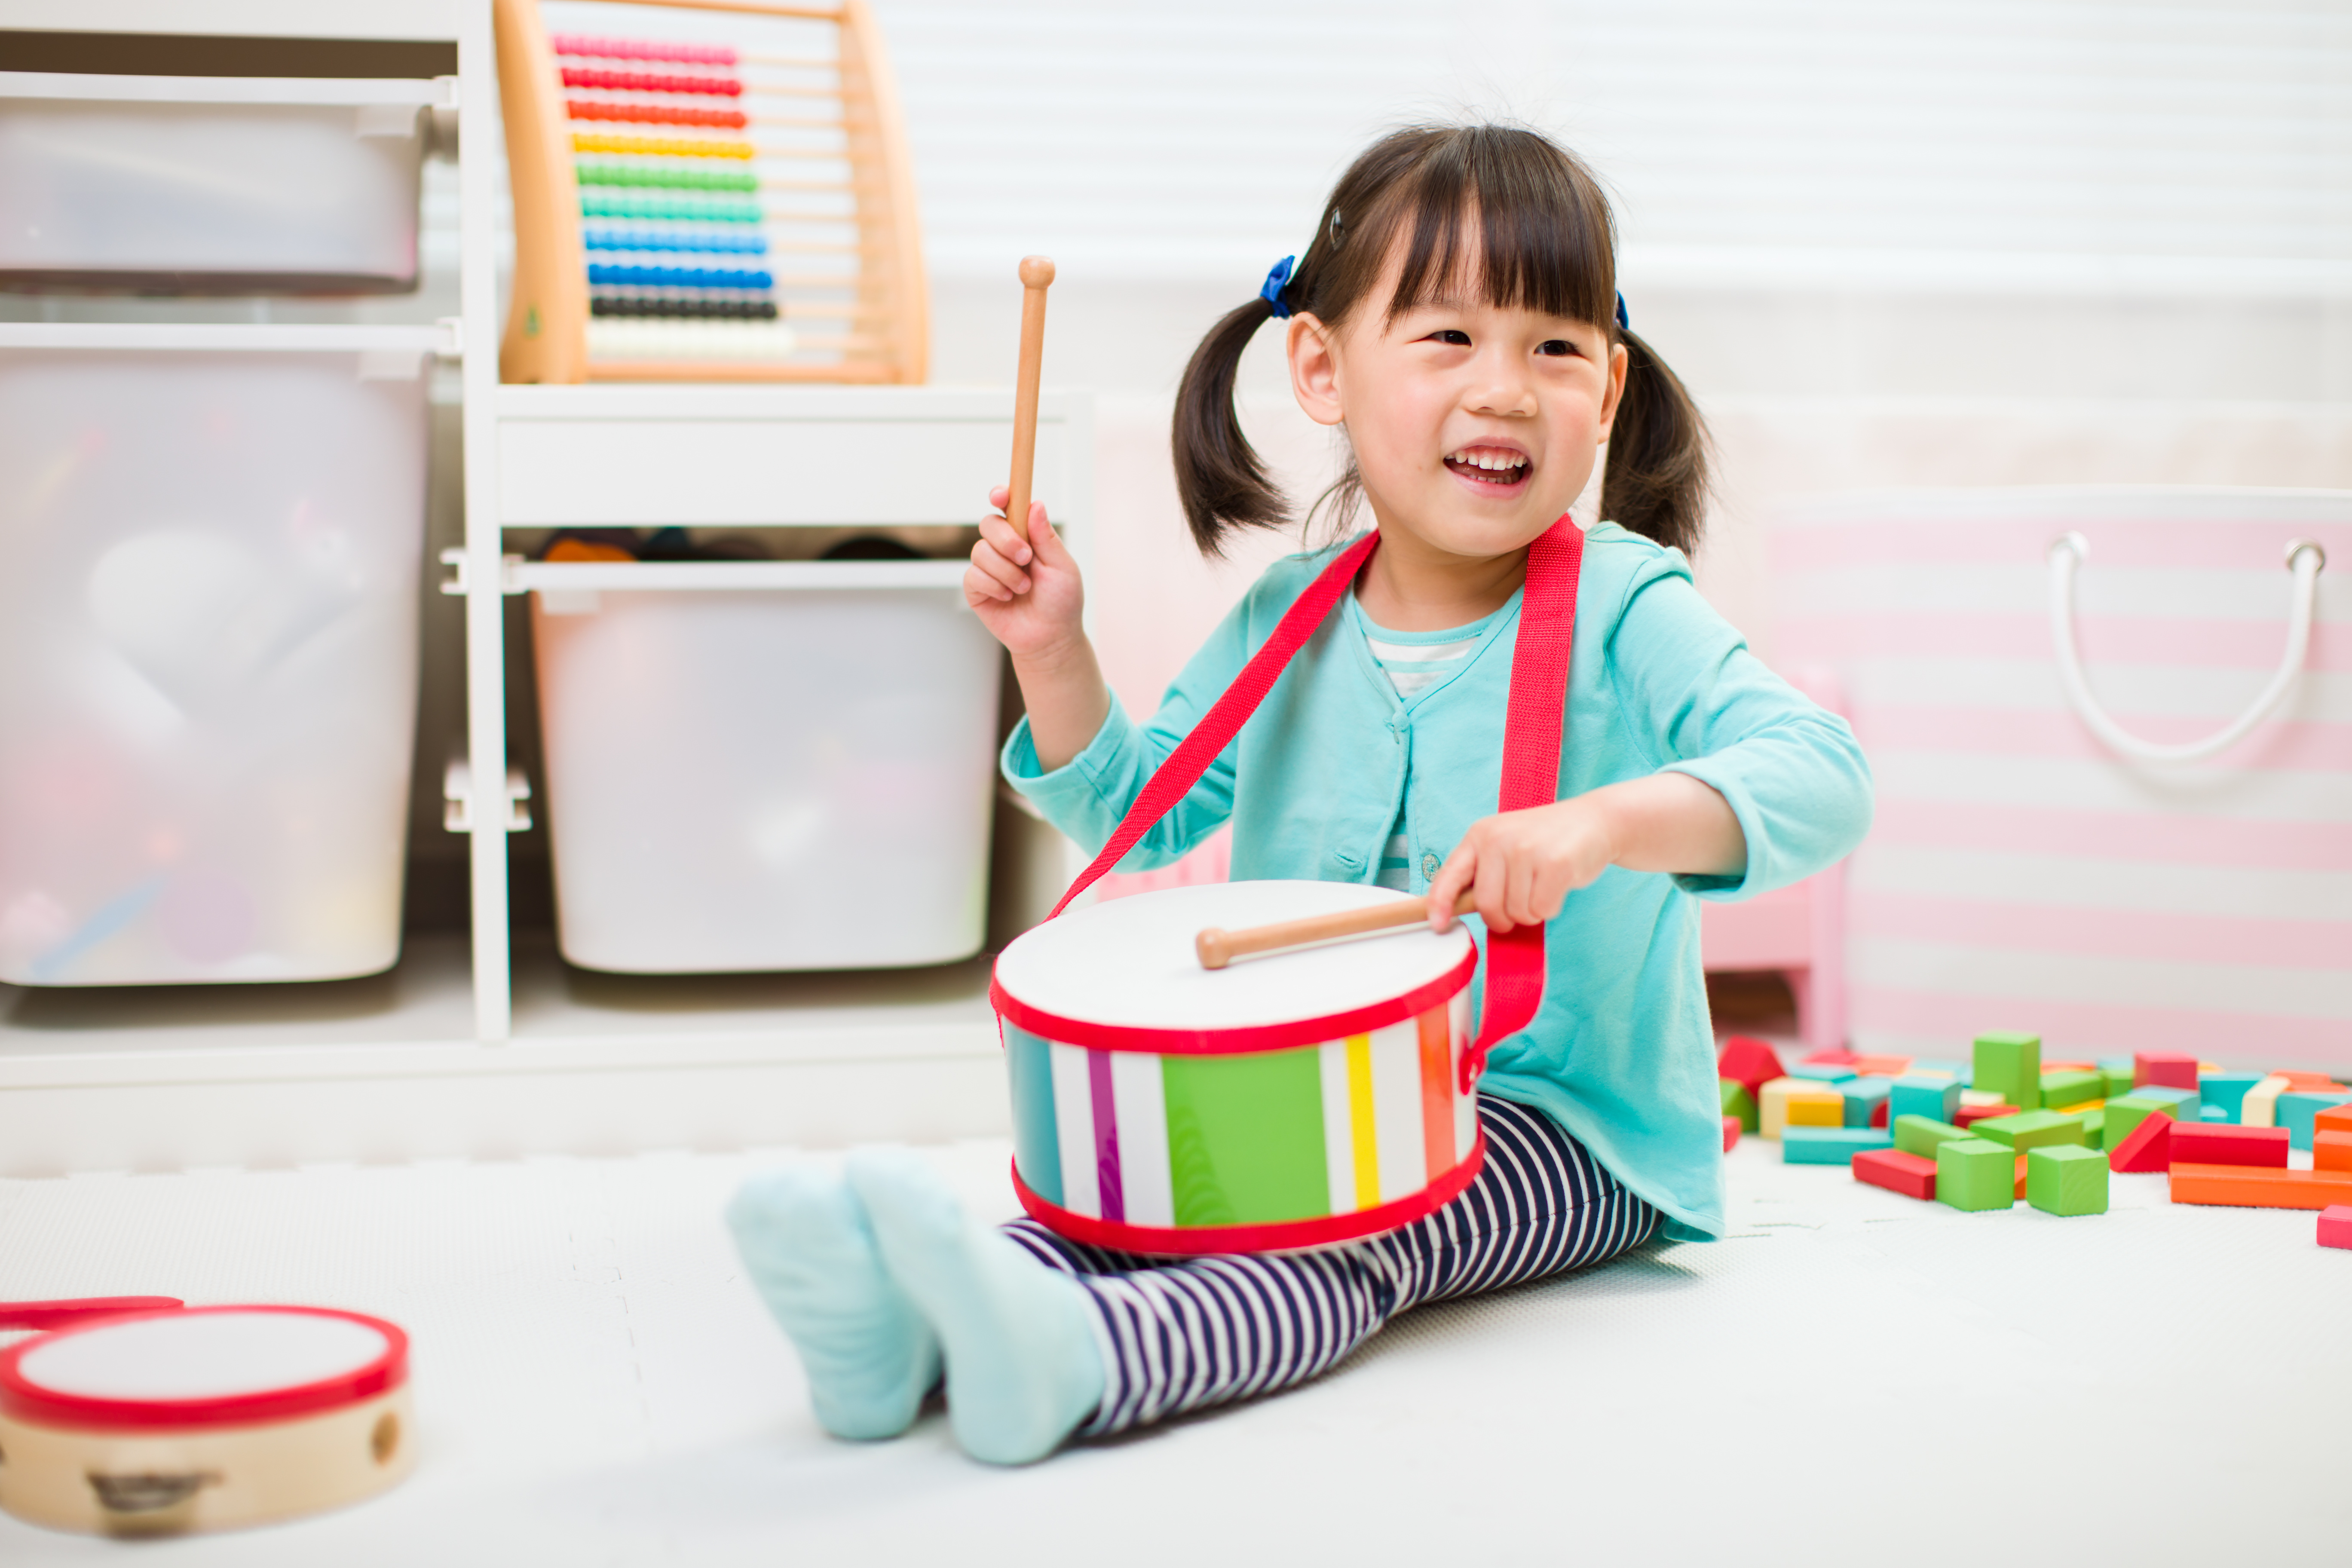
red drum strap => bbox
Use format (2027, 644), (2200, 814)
(1047, 518), (1584, 1079)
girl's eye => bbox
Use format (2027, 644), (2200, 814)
(1537, 340), (1577, 357)
(1426, 329), (1472, 346)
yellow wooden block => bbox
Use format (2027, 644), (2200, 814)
(1785, 1091), (1845, 1130)
(1759, 1077), (1844, 1140)
(2052, 1097), (2105, 1115)
(2241, 1074), (2292, 1128)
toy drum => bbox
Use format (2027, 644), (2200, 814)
(0, 1305), (412, 1537)
(991, 881), (1484, 1254)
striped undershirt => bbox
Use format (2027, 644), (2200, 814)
(1351, 598), (1500, 891)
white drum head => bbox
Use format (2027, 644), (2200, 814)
(994, 880), (1474, 1035)
(1, 1307), (405, 1431)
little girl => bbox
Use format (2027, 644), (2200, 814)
(728, 123), (1872, 1465)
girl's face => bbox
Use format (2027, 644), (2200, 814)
(1286, 244), (1627, 562)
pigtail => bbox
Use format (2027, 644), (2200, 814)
(1601, 328), (1712, 558)
(1172, 297), (1287, 555)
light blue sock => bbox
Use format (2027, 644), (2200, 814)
(845, 1147), (1105, 1466)
(724, 1163), (941, 1442)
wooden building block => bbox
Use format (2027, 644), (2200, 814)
(1783, 1127), (1894, 1165)
(2316, 1105), (2352, 1138)
(1801, 1048), (1860, 1066)
(2128, 1084), (2201, 1126)
(2099, 1059), (2137, 1099)
(1937, 1138), (2016, 1212)
(1855, 1148), (1937, 1200)
(1758, 1076), (1818, 1139)
(1969, 1109), (2086, 1153)
(1891, 1075), (1965, 1127)
(1958, 1088), (2008, 1109)
(2239, 1074), (2292, 1128)
(2312, 1132), (2352, 1173)
(2040, 1069), (2103, 1112)
(2169, 1164), (2352, 1211)
(2133, 1052), (2201, 1091)
(2108, 1112), (2174, 1173)
(1785, 1090), (1845, 1130)
(1723, 1115), (1742, 1153)
(2196, 1071), (2265, 1125)
(2014, 1153), (2031, 1199)
(1721, 1078), (1759, 1134)
(2076, 1108), (2107, 1151)
(1841, 1076), (1895, 1129)
(2104, 1094), (2175, 1149)
(2277, 1091), (2352, 1152)
(2168, 1124), (2290, 1169)
(1717, 1036), (1787, 1103)
(2320, 1206), (2352, 1251)
(1789, 1062), (1859, 1085)
(2027, 1145), (2110, 1216)
(1850, 1054), (1914, 1078)
(2276, 1071), (2343, 1091)
(1974, 1032), (2043, 1111)
(1895, 1115), (1971, 1159)
(1955, 1102), (2022, 1130)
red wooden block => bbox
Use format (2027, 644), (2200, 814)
(2316, 1105), (2352, 1139)
(1853, 1147), (1936, 1200)
(1870, 1098), (1889, 1130)
(2171, 1164), (2352, 1211)
(1803, 1048), (1860, 1066)
(2313, 1131), (2352, 1173)
(1722, 1115), (1741, 1153)
(2321, 1205), (2352, 1250)
(2134, 1052), (2199, 1091)
(1717, 1036), (1786, 1102)
(2168, 1124), (2290, 1169)
(2109, 1111), (2174, 1173)
(1955, 1102), (2021, 1129)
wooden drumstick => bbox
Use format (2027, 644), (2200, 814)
(1197, 891), (1476, 971)
(1004, 255), (1056, 545)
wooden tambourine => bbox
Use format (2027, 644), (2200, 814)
(991, 880), (1482, 1254)
(0, 1305), (412, 1537)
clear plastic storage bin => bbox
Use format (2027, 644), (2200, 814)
(525, 561), (1003, 973)
(0, 73), (442, 293)
(0, 325), (436, 986)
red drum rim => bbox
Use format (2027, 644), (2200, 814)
(0, 1305), (409, 1433)
(1010, 1132), (1486, 1255)
(989, 943), (1477, 1055)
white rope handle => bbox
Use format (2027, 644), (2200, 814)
(2048, 532), (2328, 763)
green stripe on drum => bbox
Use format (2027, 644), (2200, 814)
(1162, 1047), (1329, 1227)
(1004, 1026), (1063, 1208)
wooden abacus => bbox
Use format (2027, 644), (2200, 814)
(493, 0), (928, 383)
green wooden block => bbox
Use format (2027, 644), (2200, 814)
(2104, 1093), (2171, 1149)
(1894, 1114), (1970, 1159)
(1936, 1138), (2015, 1212)
(2026, 1144), (2109, 1217)
(2076, 1108), (2106, 1151)
(1721, 1078), (1758, 1134)
(1967, 1109), (2085, 1152)
(1974, 1031), (2043, 1111)
(2130, 1084), (2200, 1124)
(2041, 1069), (2103, 1111)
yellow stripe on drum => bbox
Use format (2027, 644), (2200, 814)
(1346, 1033), (1379, 1211)
(1048, 1041), (1099, 1219)
(1319, 1039), (1355, 1216)
(1109, 1050), (1173, 1229)
(1369, 1020), (1428, 1206)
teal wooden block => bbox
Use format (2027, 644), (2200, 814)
(2026, 1145), (2109, 1217)
(2197, 1071), (2264, 1124)
(1841, 1076), (1895, 1128)
(1890, 1075), (1964, 1126)
(1894, 1115), (1970, 1159)
(1782, 1127), (1894, 1165)
(1968, 1109), (2086, 1152)
(1973, 1032), (2043, 1111)
(2278, 1090), (2352, 1152)
(1788, 1063), (1859, 1084)
(2199, 1105), (2229, 1123)
(1936, 1138), (2015, 1212)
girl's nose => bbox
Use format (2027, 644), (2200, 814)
(1465, 348), (1538, 416)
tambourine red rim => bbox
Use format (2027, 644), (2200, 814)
(0, 1305), (409, 1432)
(990, 943), (1476, 1055)
(1010, 1132), (1485, 1255)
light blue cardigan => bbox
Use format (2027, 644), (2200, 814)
(1002, 523), (1874, 1241)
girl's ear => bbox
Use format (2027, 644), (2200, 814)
(1594, 339), (1630, 440)
(1286, 313), (1345, 428)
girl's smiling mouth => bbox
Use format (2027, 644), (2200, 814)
(1443, 444), (1532, 490)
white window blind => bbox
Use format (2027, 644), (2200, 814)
(873, 0), (2352, 294)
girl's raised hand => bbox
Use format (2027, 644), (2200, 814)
(967, 484), (1085, 659)
(1426, 798), (1617, 935)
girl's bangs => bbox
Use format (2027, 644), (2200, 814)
(1377, 133), (1617, 331)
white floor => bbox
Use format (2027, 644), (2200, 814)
(1, 1135), (2346, 1567)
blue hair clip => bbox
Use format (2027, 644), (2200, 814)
(1615, 291), (1629, 331)
(1260, 255), (1297, 319)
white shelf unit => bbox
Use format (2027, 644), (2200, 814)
(0, 0), (1093, 1175)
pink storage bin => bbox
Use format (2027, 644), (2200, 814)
(1770, 487), (2349, 1072)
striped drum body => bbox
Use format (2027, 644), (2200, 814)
(1771, 487), (2350, 1073)
(992, 882), (1482, 1254)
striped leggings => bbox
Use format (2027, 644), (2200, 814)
(1002, 1095), (1659, 1436)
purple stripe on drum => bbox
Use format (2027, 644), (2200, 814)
(1087, 1046), (1124, 1223)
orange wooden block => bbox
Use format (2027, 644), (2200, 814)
(2313, 1131), (2352, 1173)
(2014, 1153), (2030, 1198)
(2316, 1105), (2352, 1138)
(2169, 1164), (2352, 1211)
(2043, 1060), (2098, 1072)
(1850, 1054), (1914, 1078)
(2277, 1071), (2340, 1092)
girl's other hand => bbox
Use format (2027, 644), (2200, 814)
(967, 486), (1086, 660)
